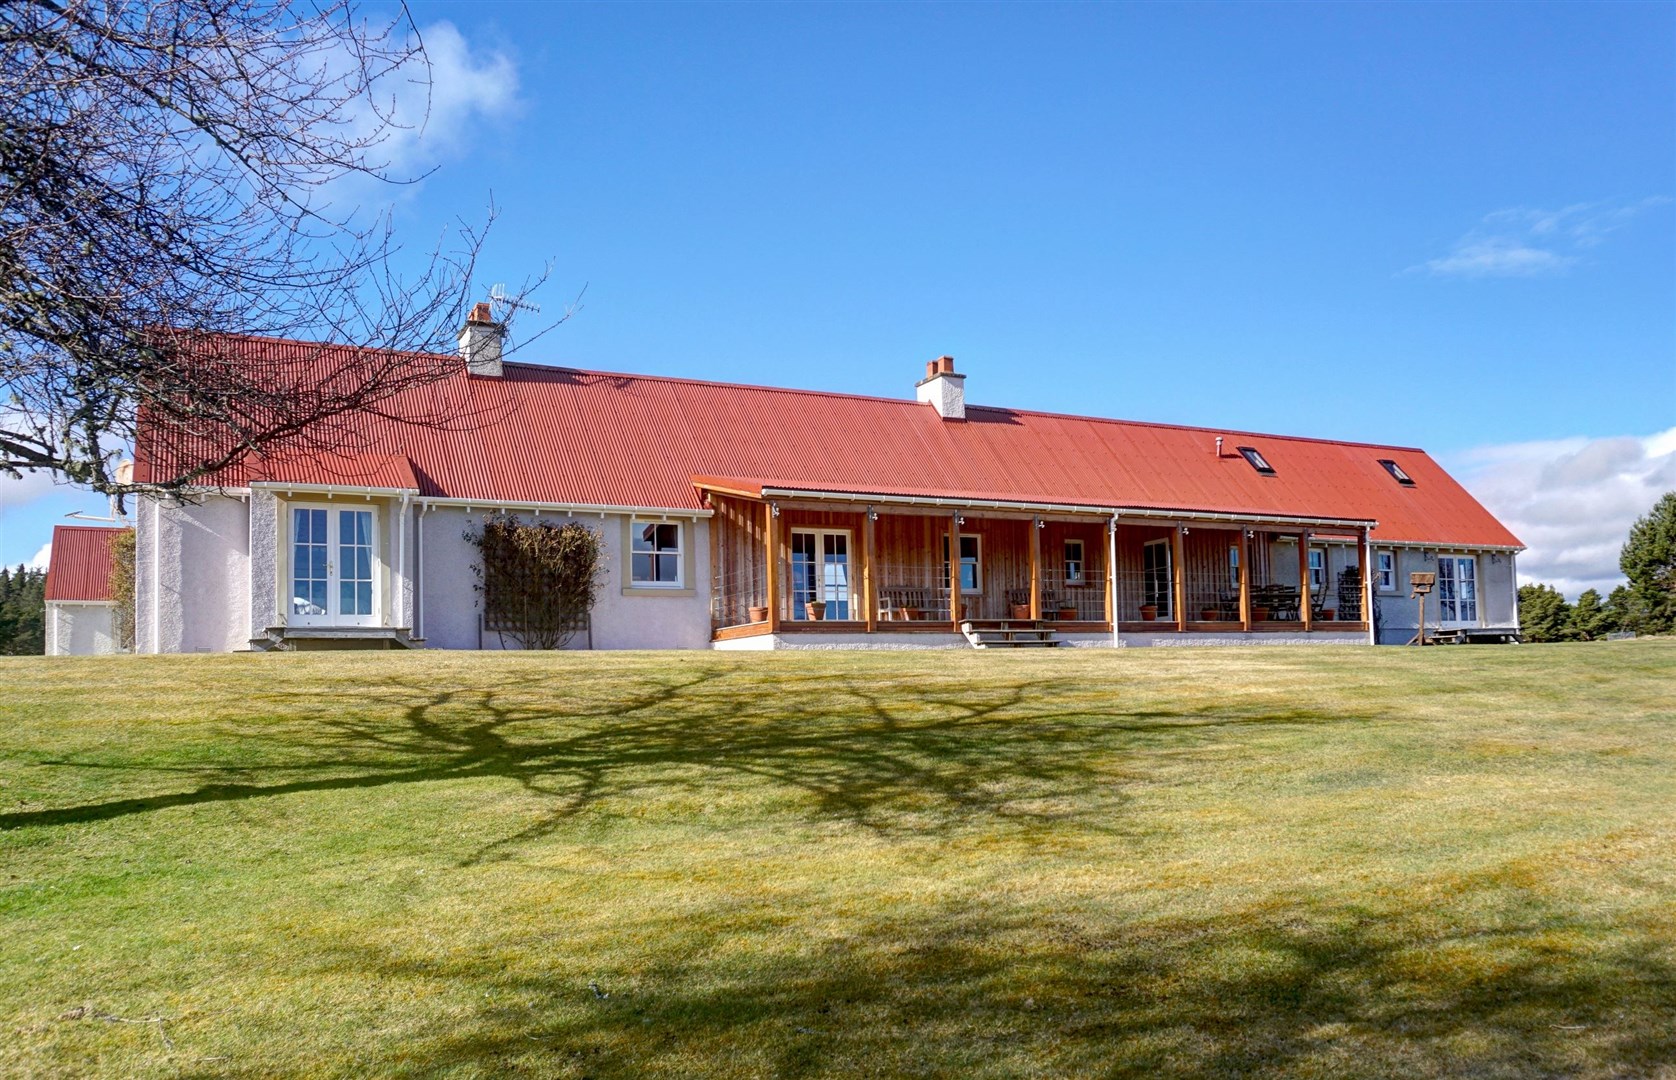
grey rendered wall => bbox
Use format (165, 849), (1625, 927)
(136, 494), (251, 653)
(46, 602), (117, 655)
(417, 508), (712, 651)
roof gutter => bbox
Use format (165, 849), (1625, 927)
(416, 496), (711, 519)
(755, 486), (1376, 530)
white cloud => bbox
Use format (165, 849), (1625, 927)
(1418, 198), (1668, 278)
(27, 542), (50, 571)
(1446, 428), (1676, 598)
(0, 469), (60, 509)
(338, 20), (519, 192)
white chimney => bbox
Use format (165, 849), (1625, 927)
(458, 301), (504, 377)
(916, 355), (965, 420)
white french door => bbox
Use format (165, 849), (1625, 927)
(1436, 555), (1478, 624)
(1142, 538), (1172, 618)
(790, 529), (852, 620)
(290, 505), (379, 627)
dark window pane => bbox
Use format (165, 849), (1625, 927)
(657, 554), (679, 582)
(632, 553), (653, 581)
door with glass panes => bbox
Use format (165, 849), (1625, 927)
(290, 505), (379, 626)
(1435, 555), (1478, 625)
(790, 529), (852, 620)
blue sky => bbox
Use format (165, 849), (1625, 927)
(3, 2), (1672, 594)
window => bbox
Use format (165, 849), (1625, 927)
(1142, 538), (1172, 617)
(1064, 539), (1085, 585)
(791, 529), (851, 619)
(1378, 459), (1415, 485)
(1228, 544), (1240, 591)
(1238, 446), (1275, 474)
(290, 505), (377, 626)
(630, 520), (683, 587)
(1436, 555), (1478, 623)
(1308, 547), (1328, 595)
(1376, 550), (1395, 592)
(941, 534), (983, 594)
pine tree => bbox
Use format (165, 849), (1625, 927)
(1620, 492), (1676, 633)
(1517, 583), (1571, 643)
(1568, 589), (1612, 641)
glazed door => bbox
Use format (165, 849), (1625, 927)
(290, 506), (378, 627)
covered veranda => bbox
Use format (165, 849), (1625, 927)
(698, 479), (1375, 645)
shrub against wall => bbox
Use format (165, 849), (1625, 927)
(108, 530), (137, 651)
(467, 514), (605, 650)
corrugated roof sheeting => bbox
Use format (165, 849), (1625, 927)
(44, 525), (127, 601)
(136, 340), (1523, 548)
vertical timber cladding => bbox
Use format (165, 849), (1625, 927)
(710, 494), (767, 628)
(1040, 520), (1110, 615)
(777, 507), (869, 621)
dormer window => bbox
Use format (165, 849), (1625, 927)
(1237, 446), (1275, 475)
(1378, 459), (1415, 485)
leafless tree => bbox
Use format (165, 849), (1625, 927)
(0, 0), (542, 494)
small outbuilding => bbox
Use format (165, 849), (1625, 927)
(44, 525), (129, 656)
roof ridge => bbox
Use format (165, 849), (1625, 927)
(502, 362), (1430, 455)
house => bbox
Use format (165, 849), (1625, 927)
(44, 525), (129, 655)
(128, 307), (1522, 652)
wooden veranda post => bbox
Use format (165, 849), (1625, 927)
(1239, 528), (1252, 631)
(765, 502), (781, 633)
(862, 510), (877, 632)
(1362, 525), (1376, 644)
(948, 515), (963, 631)
(1029, 519), (1042, 621)
(1106, 517), (1117, 630)
(1172, 525), (1187, 632)
(1299, 531), (1313, 632)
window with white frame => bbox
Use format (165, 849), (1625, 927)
(630, 520), (683, 587)
(1436, 555), (1478, 623)
(1308, 546), (1328, 595)
(941, 534), (983, 594)
(1228, 544), (1240, 591)
(1376, 550), (1395, 592)
(1064, 539), (1085, 585)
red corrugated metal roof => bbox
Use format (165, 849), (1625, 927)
(136, 339), (1523, 549)
(44, 525), (127, 602)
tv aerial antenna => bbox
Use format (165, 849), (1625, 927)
(488, 284), (541, 320)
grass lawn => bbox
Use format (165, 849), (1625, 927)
(2, 641), (1674, 1078)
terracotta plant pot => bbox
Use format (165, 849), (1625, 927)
(902, 607), (922, 622)
(1252, 607), (1270, 622)
(1058, 605), (1078, 621)
(1319, 609), (1335, 621)
(1010, 603), (1031, 620)
(747, 605), (768, 623)
(1200, 608), (1220, 621)
(805, 601), (827, 621)
(1139, 605), (1159, 621)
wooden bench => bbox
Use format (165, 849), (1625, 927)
(878, 586), (941, 621)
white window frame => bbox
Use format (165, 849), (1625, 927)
(1436, 554), (1479, 625)
(1376, 549), (1396, 593)
(789, 528), (854, 620)
(1308, 546), (1329, 596)
(1064, 539), (1085, 585)
(1228, 544), (1240, 591)
(288, 502), (380, 628)
(629, 519), (684, 589)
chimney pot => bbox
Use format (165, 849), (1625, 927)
(469, 301), (494, 324)
(937, 355), (955, 374)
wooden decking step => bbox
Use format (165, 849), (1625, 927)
(961, 619), (1062, 648)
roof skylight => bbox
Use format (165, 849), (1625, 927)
(1237, 446), (1275, 475)
(1378, 459), (1415, 485)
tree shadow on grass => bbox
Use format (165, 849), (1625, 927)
(290, 889), (1676, 1080)
(4, 662), (1370, 859)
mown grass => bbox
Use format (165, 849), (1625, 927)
(1, 640), (1673, 1078)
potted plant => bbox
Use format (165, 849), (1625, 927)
(902, 606), (922, 621)
(1252, 606), (1270, 622)
(1057, 602), (1078, 621)
(805, 600), (827, 621)
(748, 605), (768, 623)
(1010, 602), (1031, 620)
(1200, 606), (1220, 621)
(1139, 604), (1159, 621)
(1319, 608), (1336, 621)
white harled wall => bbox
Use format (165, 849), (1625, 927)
(45, 602), (119, 655)
(415, 507), (712, 650)
(135, 494), (251, 653)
